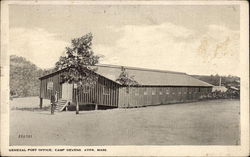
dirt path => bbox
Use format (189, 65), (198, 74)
(10, 98), (240, 145)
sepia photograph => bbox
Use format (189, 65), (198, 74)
(1, 0), (249, 156)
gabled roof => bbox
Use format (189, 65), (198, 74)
(96, 64), (213, 87)
(39, 64), (213, 87)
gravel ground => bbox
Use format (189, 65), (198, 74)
(10, 97), (240, 145)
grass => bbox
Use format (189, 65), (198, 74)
(10, 97), (240, 145)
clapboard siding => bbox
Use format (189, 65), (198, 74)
(118, 86), (212, 108)
(71, 76), (119, 107)
(40, 72), (119, 107)
(40, 73), (63, 100)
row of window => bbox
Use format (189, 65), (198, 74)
(47, 81), (209, 96)
(81, 87), (209, 96)
(137, 91), (203, 96)
(81, 86), (110, 95)
(126, 87), (210, 96)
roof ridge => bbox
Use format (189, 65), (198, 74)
(97, 64), (186, 75)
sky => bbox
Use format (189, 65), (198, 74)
(9, 4), (240, 76)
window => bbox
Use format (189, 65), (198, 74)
(83, 85), (90, 93)
(166, 88), (170, 95)
(103, 86), (110, 95)
(143, 88), (148, 95)
(134, 88), (139, 96)
(204, 88), (207, 92)
(126, 87), (129, 94)
(189, 88), (192, 94)
(191, 88), (193, 93)
(172, 88), (175, 94)
(152, 89), (156, 95)
(172, 88), (177, 94)
(159, 89), (163, 95)
(184, 88), (187, 94)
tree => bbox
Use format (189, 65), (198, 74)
(10, 55), (44, 97)
(116, 66), (139, 86)
(55, 33), (100, 114)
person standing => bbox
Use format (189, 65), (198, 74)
(50, 91), (56, 115)
(55, 91), (58, 103)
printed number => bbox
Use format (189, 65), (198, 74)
(18, 134), (32, 138)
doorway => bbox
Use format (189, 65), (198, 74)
(61, 83), (73, 101)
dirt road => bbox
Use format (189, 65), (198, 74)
(10, 97), (240, 145)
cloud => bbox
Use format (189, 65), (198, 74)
(93, 22), (240, 76)
(9, 23), (239, 76)
(10, 28), (68, 69)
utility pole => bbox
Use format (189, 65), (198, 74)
(219, 77), (222, 86)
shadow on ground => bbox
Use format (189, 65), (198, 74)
(12, 106), (50, 111)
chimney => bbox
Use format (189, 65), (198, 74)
(219, 77), (222, 86)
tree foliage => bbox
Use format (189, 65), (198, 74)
(191, 74), (240, 87)
(116, 67), (139, 86)
(10, 55), (46, 97)
(9, 33), (100, 98)
(55, 33), (100, 87)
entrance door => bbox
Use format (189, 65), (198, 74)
(62, 83), (73, 101)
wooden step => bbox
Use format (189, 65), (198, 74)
(55, 99), (69, 112)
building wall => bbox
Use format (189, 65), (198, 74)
(72, 76), (119, 107)
(118, 86), (212, 108)
(40, 73), (119, 107)
(40, 72), (63, 100)
(40, 72), (212, 108)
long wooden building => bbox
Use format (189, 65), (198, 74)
(39, 64), (213, 110)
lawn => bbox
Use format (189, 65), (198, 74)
(10, 97), (240, 145)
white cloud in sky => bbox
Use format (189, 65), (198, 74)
(94, 22), (240, 76)
(10, 27), (68, 69)
(9, 23), (239, 76)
